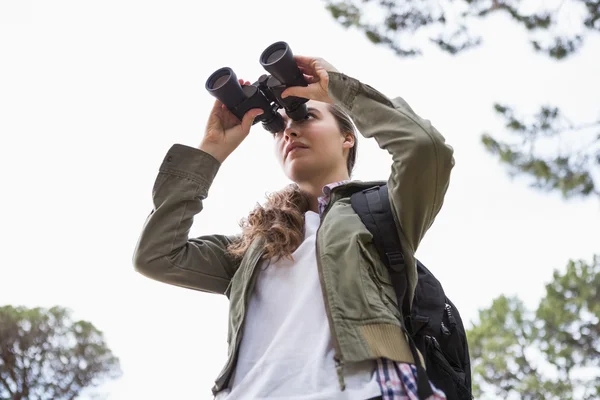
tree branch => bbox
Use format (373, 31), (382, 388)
(0, 351), (19, 395)
(0, 373), (14, 397)
(19, 360), (29, 400)
(564, 119), (600, 133)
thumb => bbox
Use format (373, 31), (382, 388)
(240, 108), (264, 133)
(281, 85), (311, 100)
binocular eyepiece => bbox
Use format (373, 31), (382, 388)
(205, 41), (309, 134)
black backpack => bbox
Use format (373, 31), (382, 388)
(351, 184), (473, 400)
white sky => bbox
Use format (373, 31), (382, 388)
(1, 1), (598, 399)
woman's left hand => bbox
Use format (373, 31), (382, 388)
(281, 56), (338, 104)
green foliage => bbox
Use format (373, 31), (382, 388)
(323, 0), (600, 59)
(481, 105), (599, 199)
(323, 2), (600, 398)
(323, 0), (600, 201)
(467, 255), (600, 400)
(0, 305), (121, 400)
(537, 257), (600, 368)
(467, 256), (600, 400)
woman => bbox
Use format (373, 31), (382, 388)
(133, 55), (454, 400)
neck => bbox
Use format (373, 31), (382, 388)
(297, 168), (350, 213)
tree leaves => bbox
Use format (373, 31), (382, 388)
(481, 103), (600, 199)
(321, 2), (600, 398)
(467, 256), (600, 400)
(0, 306), (121, 400)
(323, 0), (600, 59)
(323, 0), (600, 201)
(538, 257), (600, 367)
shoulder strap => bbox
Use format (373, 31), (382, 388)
(350, 185), (410, 316)
(350, 185), (434, 399)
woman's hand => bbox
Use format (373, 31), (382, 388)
(199, 79), (263, 163)
(281, 56), (339, 104)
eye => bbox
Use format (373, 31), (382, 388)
(300, 112), (316, 122)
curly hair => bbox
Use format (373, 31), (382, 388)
(227, 104), (358, 262)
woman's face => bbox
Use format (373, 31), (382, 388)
(272, 100), (352, 183)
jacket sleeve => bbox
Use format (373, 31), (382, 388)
(132, 144), (241, 295)
(328, 71), (455, 255)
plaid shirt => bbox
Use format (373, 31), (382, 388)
(318, 181), (446, 400)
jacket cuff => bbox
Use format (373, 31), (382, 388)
(328, 71), (360, 112)
(159, 144), (221, 190)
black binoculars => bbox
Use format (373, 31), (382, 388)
(205, 41), (309, 134)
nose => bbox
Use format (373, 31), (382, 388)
(283, 119), (300, 140)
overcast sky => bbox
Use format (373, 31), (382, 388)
(1, 0), (599, 399)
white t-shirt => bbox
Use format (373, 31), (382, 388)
(215, 211), (381, 400)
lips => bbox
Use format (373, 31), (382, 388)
(284, 141), (309, 159)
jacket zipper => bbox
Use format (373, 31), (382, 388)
(316, 197), (346, 391)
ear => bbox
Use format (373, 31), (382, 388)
(342, 133), (354, 149)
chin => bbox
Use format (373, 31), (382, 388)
(285, 164), (318, 183)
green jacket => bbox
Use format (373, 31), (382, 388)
(133, 71), (454, 395)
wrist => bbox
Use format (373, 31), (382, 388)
(198, 141), (226, 164)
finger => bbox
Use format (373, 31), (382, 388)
(293, 55), (317, 68)
(207, 100), (226, 129)
(211, 99), (224, 112)
(296, 55), (337, 74)
(294, 57), (320, 76)
(281, 84), (312, 99)
(240, 108), (264, 133)
(298, 66), (315, 77)
(315, 67), (329, 82)
(303, 74), (319, 84)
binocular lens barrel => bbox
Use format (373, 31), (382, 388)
(211, 75), (229, 90)
(205, 41), (308, 132)
(205, 67), (247, 108)
(259, 42), (298, 85)
(265, 49), (285, 65)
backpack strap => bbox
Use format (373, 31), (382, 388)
(354, 185), (411, 317)
(351, 185), (434, 400)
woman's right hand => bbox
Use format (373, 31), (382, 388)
(199, 79), (263, 163)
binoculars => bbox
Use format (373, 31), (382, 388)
(205, 41), (309, 134)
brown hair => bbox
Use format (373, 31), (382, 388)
(227, 104), (358, 262)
